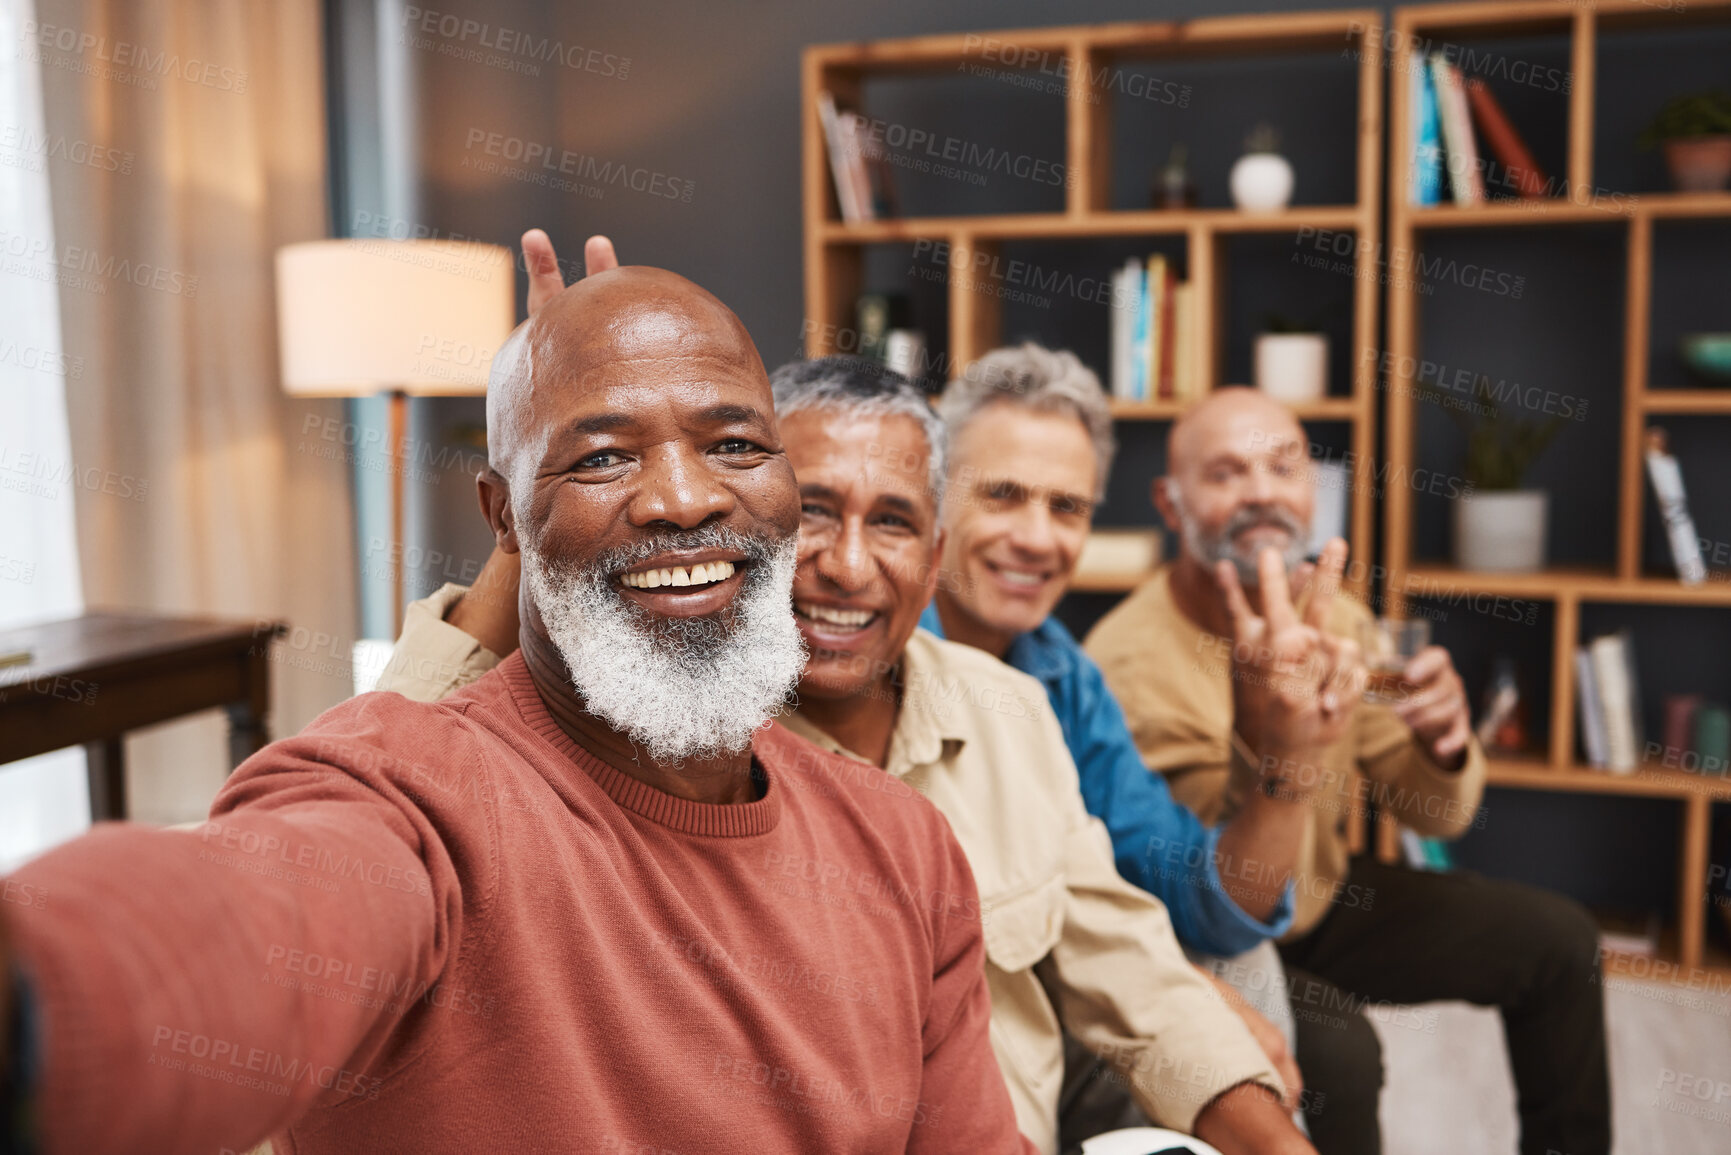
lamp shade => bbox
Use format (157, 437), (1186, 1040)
(275, 239), (515, 397)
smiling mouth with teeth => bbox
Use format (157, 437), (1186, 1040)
(987, 562), (1048, 588)
(795, 602), (878, 630)
(619, 560), (737, 590)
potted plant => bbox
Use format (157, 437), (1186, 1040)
(1639, 91), (1731, 192)
(1417, 374), (1565, 573)
(1254, 313), (1327, 404)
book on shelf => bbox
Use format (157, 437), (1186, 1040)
(1409, 60), (1443, 206)
(1644, 427), (1707, 586)
(1398, 829), (1454, 872)
(817, 92), (863, 223)
(1128, 261), (1151, 401)
(1464, 77), (1548, 199)
(1428, 55), (1484, 206)
(1576, 647), (1610, 769)
(1588, 631), (1643, 774)
(1145, 255), (1174, 401)
(1108, 256), (1200, 403)
(817, 92), (893, 223)
(1110, 259), (1140, 401)
(1412, 60), (1550, 205)
(1171, 281), (1199, 403)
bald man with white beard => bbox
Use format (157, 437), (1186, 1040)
(0, 261), (1033, 1155)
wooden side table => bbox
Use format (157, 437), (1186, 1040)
(0, 612), (288, 820)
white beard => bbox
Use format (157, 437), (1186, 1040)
(1170, 488), (1308, 589)
(520, 526), (807, 766)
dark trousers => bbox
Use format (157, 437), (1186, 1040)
(1057, 1029), (1152, 1155)
(1278, 856), (1610, 1155)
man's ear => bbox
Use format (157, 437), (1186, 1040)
(478, 469), (520, 555)
(925, 528), (948, 603)
(1152, 477), (1182, 534)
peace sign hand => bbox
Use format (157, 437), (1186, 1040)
(1216, 537), (1364, 783)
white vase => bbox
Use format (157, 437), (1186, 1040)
(1254, 333), (1327, 403)
(1453, 490), (1549, 572)
(1230, 152), (1294, 212)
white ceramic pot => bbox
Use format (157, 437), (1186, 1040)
(1453, 490), (1549, 572)
(1254, 333), (1327, 403)
(1230, 152), (1294, 212)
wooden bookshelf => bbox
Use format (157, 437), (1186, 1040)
(802, 9), (1386, 594)
(1382, 0), (1731, 974)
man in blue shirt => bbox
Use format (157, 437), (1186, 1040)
(921, 345), (1381, 1145)
(925, 343), (1345, 958)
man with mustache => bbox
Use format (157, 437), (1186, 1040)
(381, 333), (1332, 1150)
(1085, 387), (1609, 1155)
(0, 267), (1034, 1153)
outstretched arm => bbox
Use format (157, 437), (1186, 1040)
(0, 716), (466, 1153)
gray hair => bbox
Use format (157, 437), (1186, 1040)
(769, 356), (947, 512)
(938, 342), (1117, 500)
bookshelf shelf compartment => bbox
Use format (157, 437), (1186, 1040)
(1403, 566), (1731, 607)
(1406, 192), (1731, 232)
(1385, 1), (1731, 974)
(805, 10), (1386, 597)
(1640, 391), (1731, 416)
(819, 206), (1368, 244)
(1108, 396), (1362, 423)
(1487, 759), (1731, 801)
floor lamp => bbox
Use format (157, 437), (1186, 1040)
(275, 239), (514, 639)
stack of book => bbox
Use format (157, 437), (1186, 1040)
(818, 92), (895, 223)
(1576, 631), (1643, 773)
(1108, 254), (1201, 403)
(1409, 55), (1548, 207)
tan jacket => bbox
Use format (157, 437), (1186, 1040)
(1084, 566), (1488, 937)
(378, 586), (1280, 1151)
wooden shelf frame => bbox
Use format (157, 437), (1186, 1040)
(803, 8), (1387, 594)
(1382, 0), (1731, 972)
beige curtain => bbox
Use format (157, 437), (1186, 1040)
(39, 0), (357, 822)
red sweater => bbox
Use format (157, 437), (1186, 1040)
(6, 653), (1031, 1154)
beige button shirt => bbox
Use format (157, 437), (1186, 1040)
(1084, 566), (1488, 937)
(377, 586), (1281, 1151)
